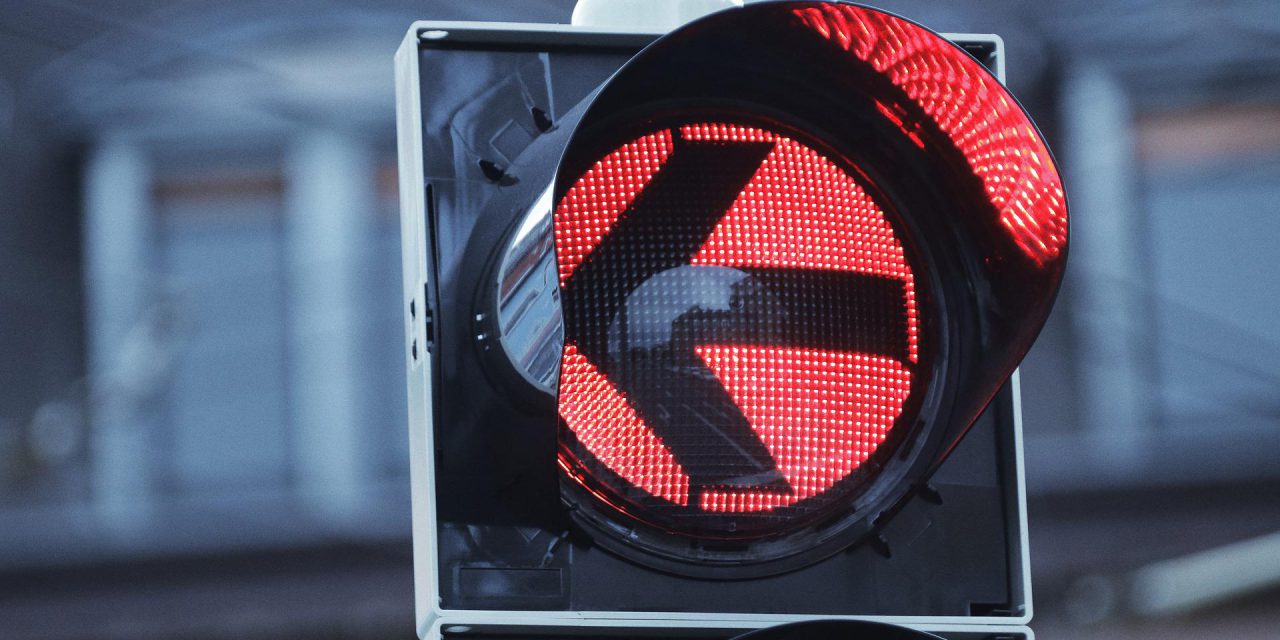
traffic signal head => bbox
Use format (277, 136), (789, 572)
(397, 1), (1064, 636)
(733, 620), (945, 640)
(551, 2), (1065, 575)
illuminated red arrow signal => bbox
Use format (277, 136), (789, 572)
(555, 121), (923, 534)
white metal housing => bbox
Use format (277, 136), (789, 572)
(395, 17), (1030, 640)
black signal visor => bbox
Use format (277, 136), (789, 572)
(551, 1), (1066, 573)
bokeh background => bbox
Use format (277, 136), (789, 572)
(2, 0), (1279, 638)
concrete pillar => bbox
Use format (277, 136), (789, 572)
(1057, 66), (1154, 478)
(83, 136), (155, 535)
(284, 130), (374, 524)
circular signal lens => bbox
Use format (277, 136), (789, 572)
(554, 115), (929, 543)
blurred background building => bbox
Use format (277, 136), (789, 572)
(1, 0), (1278, 638)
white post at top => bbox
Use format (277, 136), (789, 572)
(572, 0), (742, 31)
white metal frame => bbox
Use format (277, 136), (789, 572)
(423, 618), (1034, 640)
(396, 19), (1030, 639)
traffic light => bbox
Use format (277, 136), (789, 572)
(734, 620), (946, 640)
(395, 3), (1065, 639)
